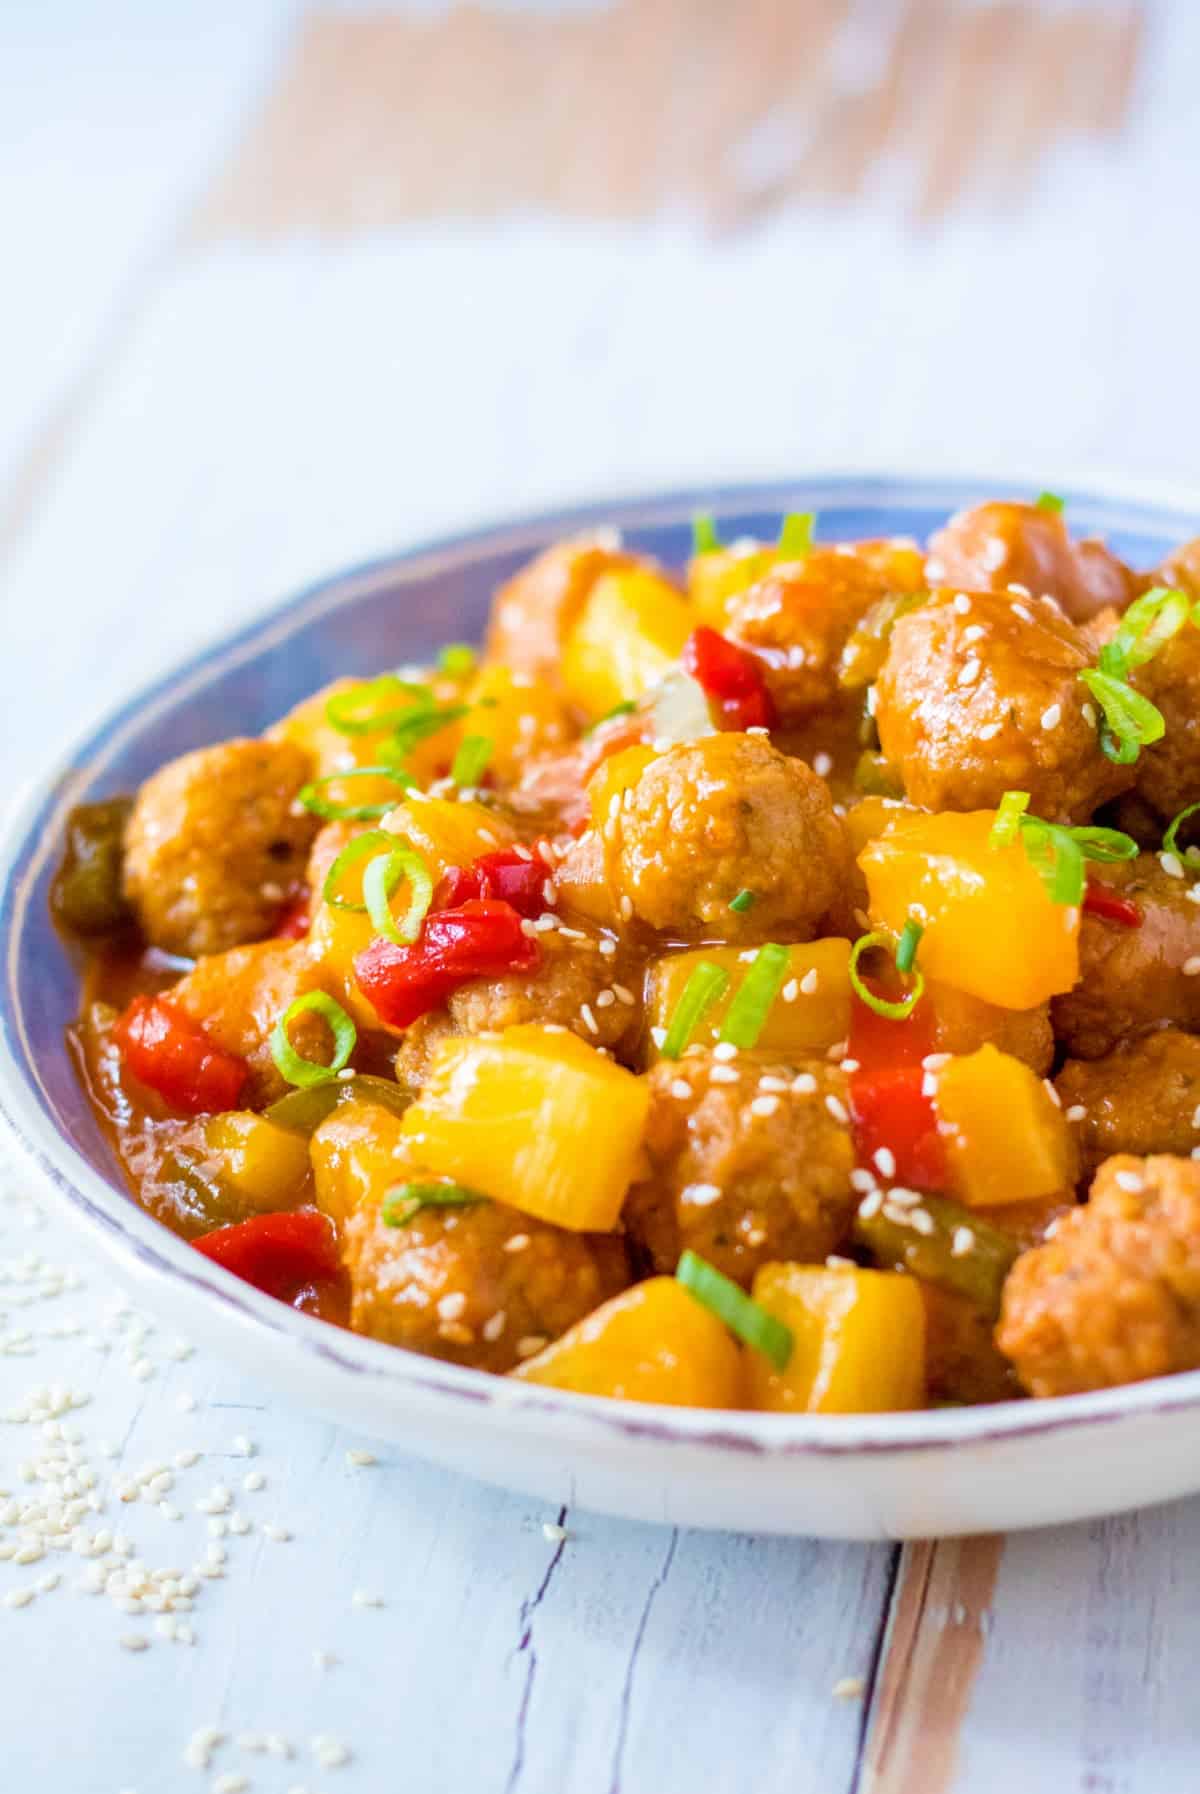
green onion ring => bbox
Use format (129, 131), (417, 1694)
(720, 943), (792, 1048)
(1078, 668), (1166, 765)
(325, 675), (434, 736)
(661, 961), (730, 1060)
(895, 917), (924, 975)
(988, 790), (1031, 851)
(729, 889), (756, 915)
(778, 510), (815, 559)
(438, 643), (477, 678)
(676, 1250), (793, 1370)
(451, 735), (494, 788)
(691, 512), (722, 556)
(298, 766), (416, 821)
(1020, 822), (1085, 906)
(363, 847), (434, 946)
(1066, 826), (1139, 863)
(849, 932), (926, 1021)
(1035, 491), (1065, 515)
(382, 1182), (485, 1227)
(320, 830), (393, 912)
(1164, 801), (1200, 860)
(270, 991), (357, 1088)
(1106, 585), (1191, 675)
(380, 703), (470, 764)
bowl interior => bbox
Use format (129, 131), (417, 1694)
(2, 471), (1193, 1321)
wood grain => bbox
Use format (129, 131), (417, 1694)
(193, 0), (1145, 240)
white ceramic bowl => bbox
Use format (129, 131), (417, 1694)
(5, 472), (1200, 1538)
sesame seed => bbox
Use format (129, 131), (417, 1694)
(956, 658), (981, 687)
(977, 721), (1001, 741)
(713, 1041), (738, 1061)
(850, 1168), (878, 1194)
(482, 1311), (507, 1342)
(1115, 1170), (1145, 1192)
(873, 1147), (897, 1179)
(669, 1078), (692, 1100)
(799, 968), (819, 997)
(437, 1291), (467, 1321)
(212, 1776), (249, 1794)
(750, 1095), (780, 1118)
(824, 1094), (849, 1124)
(682, 1182), (723, 1207)
(1081, 701), (1097, 726)
(312, 1734), (351, 1769)
(612, 983), (636, 1004)
(345, 1449), (376, 1467)
(709, 1065), (739, 1084)
(579, 1003), (599, 1035)
(595, 989), (615, 1008)
(1012, 601), (1034, 623)
(781, 978), (799, 1004)
(833, 1676), (865, 1699)
(1040, 703), (1062, 730)
(1065, 1104), (1087, 1122)
(950, 1225), (976, 1257)
(351, 1588), (384, 1608)
(542, 1521), (569, 1542)
(791, 1072), (817, 1095)
(758, 1074), (789, 1092)
(813, 752), (833, 778)
(4, 1587), (35, 1609)
(857, 1190), (883, 1219)
(618, 895), (633, 921)
(231, 1434), (254, 1458)
(503, 1234), (531, 1254)
(243, 1471), (265, 1493)
(119, 1633), (149, 1652)
(1184, 956), (1200, 976)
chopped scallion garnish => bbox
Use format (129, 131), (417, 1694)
(1103, 585), (1192, 676)
(849, 932), (925, 1021)
(1077, 586), (1192, 767)
(661, 961), (730, 1059)
(691, 512), (722, 556)
(676, 1250), (793, 1370)
(270, 992), (357, 1088)
(451, 735), (494, 788)
(438, 643), (477, 678)
(988, 789), (1031, 850)
(383, 702), (470, 763)
(382, 1182), (485, 1227)
(298, 765), (416, 821)
(993, 798), (1139, 906)
(1163, 800), (1200, 861)
(778, 510), (816, 559)
(321, 829), (393, 911)
(895, 917), (924, 975)
(729, 889), (757, 914)
(363, 846), (434, 946)
(1035, 491), (1065, 515)
(719, 943), (790, 1048)
(1078, 668), (1166, 765)
(325, 674), (433, 736)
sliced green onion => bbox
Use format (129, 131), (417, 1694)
(729, 889), (756, 915)
(719, 943), (791, 1048)
(1163, 801), (1200, 860)
(298, 766), (416, 821)
(1066, 826), (1138, 863)
(363, 847), (434, 946)
(676, 1250), (793, 1371)
(1035, 491), (1065, 515)
(265, 1073), (412, 1136)
(321, 829), (393, 911)
(778, 510), (815, 559)
(382, 1182), (485, 1227)
(895, 918), (924, 975)
(1105, 585), (1191, 675)
(692, 512), (722, 556)
(382, 703), (470, 764)
(661, 961), (730, 1059)
(270, 992), (357, 1088)
(1020, 821), (1085, 906)
(848, 932), (926, 1021)
(988, 789), (1031, 850)
(325, 675), (433, 736)
(450, 735), (493, 788)
(438, 643), (477, 678)
(1078, 668), (1166, 764)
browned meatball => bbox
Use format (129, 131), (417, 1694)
(998, 1154), (1200, 1396)
(624, 1052), (856, 1288)
(1051, 856), (1200, 1058)
(875, 588), (1133, 821)
(1056, 1031), (1200, 1179)
(394, 929), (642, 1085)
(927, 501), (1139, 624)
(925, 980), (1054, 1076)
(921, 1286), (1017, 1405)
(343, 1196), (628, 1371)
(172, 939), (332, 1106)
(610, 733), (848, 941)
(123, 739), (316, 958)
(485, 533), (635, 684)
(725, 541), (925, 724)
(1134, 621), (1200, 822)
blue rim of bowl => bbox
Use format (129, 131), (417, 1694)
(4, 467), (1200, 1459)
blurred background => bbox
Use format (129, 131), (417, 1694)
(3, 0), (1197, 781)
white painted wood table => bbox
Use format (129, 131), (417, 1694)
(3, 4), (1200, 1789)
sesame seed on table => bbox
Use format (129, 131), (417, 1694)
(4, 2), (1200, 1790)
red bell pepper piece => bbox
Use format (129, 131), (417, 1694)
(192, 1211), (340, 1300)
(434, 847), (549, 918)
(1082, 876), (1141, 929)
(682, 626), (777, 731)
(354, 898), (540, 1028)
(114, 995), (248, 1116)
(846, 990), (947, 1190)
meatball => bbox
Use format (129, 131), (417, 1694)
(123, 739), (316, 958)
(1056, 1031), (1200, 1180)
(922, 1286), (1017, 1405)
(927, 501), (1139, 625)
(610, 733), (849, 941)
(172, 939), (332, 1106)
(875, 587), (1133, 821)
(1133, 620), (1200, 822)
(343, 1195), (628, 1372)
(624, 1052), (857, 1288)
(925, 980), (1054, 1076)
(394, 929), (642, 1085)
(1051, 855), (1200, 1058)
(485, 533), (635, 684)
(998, 1154), (1200, 1396)
(724, 541), (925, 724)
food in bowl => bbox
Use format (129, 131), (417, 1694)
(52, 497), (1200, 1412)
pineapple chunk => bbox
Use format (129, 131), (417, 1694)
(400, 1024), (649, 1231)
(746, 1264), (926, 1413)
(202, 1113), (311, 1212)
(514, 1278), (744, 1407)
(561, 569), (692, 716)
(646, 940), (852, 1062)
(933, 1044), (1078, 1208)
(310, 1099), (416, 1225)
